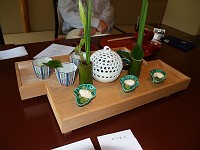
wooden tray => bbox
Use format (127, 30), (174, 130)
(15, 50), (191, 133)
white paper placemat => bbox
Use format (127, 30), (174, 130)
(52, 138), (95, 150)
(34, 44), (75, 58)
(0, 46), (28, 60)
(97, 129), (143, 150)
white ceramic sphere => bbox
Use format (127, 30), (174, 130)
(90, 46), (123, 83)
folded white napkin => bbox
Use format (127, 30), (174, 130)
(0, 46), (28, 60)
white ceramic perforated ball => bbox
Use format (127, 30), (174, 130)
(90, 46), (123, 83)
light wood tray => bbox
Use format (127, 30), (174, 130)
(15, 50), (191, 133)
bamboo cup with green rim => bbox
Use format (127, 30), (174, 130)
(128, 57), (143, 77)
(78, 61), (93, 85)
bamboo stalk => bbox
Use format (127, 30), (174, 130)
(86, 0), (92, 65)
(130, 0), (148, 60)
(137, 0), (148, 47)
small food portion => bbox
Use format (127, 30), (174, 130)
(124, 79), (135, 86)
(79, 89), (93, 99)
(150, 69), (167, 83)
(74, 84), (96, 107)
(124, 79), (135, 90)
(120, 75), (139, 92)
(153, 72), (164, 79)
(79, 89), (93, 103)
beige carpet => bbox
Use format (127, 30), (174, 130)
(3, 28), (123, 45)
(3, 31), (56, 45)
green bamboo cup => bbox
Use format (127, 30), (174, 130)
(128, 57), (143, 77)
(78, 61), (93, 85)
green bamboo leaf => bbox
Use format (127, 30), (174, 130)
(78, 0), (92, 66)
(130, 0), (148, 60)
(117, 50), (130, 59)
(78, 0), (87, 27)
(43, 60), (62, 69)
(80, 38), (85, 47)
(131, 45), (144, 60)
(74, 38), (85, 61)
(137, 0), (148, 46)
(85, 0), (92, 65)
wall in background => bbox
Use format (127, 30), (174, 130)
(28, 0), (54, 32)
(1, 0), (167, 34)
(111, 0), (167, 27)
(0, 0), (54, 34)
(1, 0), (199, 35)
(0, 0), (24, 33)
(162, 0), (200, 35)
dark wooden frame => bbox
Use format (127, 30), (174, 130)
(53, 0), (59, 39)
(0, 26), (5, 45)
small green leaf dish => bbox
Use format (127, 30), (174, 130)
(74, 84), (96, 107)
(150, 69), (167, 83)
(117, 50), (131, 70)
(121, 58), (130, 70)
(117, 49), (130, 59)
(120, 75), (139, 92)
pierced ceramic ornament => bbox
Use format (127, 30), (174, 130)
(90, 46), (123, 83)
(74, 84), (96, 107)
(120, 75), (139, 92)
(150, 69), (167, 83)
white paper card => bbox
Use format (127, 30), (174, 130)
(52, 138), (95, 150)
(34, 44), (74, 58)
(0, 46), (28, 60)
(97, 129), (143, 150)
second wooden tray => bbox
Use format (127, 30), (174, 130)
(15, 54), (191, 133)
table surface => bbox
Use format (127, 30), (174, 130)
(0, 27), (200, 150)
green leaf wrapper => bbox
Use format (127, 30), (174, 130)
(130, 0), (148, 60)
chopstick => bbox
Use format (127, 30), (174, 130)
(107, 36), (135, 42)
